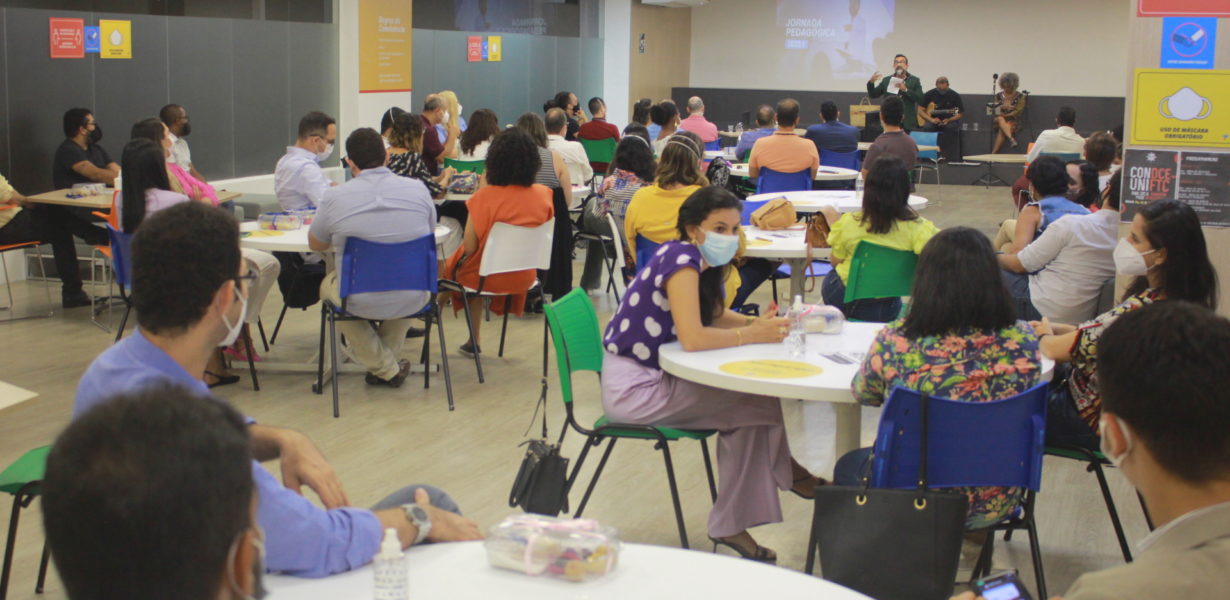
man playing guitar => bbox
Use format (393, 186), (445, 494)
(918, 76), (964, 162)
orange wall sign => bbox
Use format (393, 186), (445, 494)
(359, 0), (412, 93)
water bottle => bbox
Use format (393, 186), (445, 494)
(373, 528), (408, 600)
(786, 295), (806, 359)
(854, 173), (864, 203)
(735, 122), (744, 135)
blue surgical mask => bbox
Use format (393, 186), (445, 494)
(697, 230), (739, 267)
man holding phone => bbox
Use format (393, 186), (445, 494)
(953, 301), (1230, 599)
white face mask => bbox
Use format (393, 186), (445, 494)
(315, 142), (334, 163)
(1113, 237), (1157, 277)
(441, 111), (451, 126)
(1098, 415), (1134, 469)
(219, 284), (248, 347)
(457, 105), (463, 118)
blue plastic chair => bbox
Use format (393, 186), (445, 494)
(909, 131), (942, 194)
(634, 235), (662, 271)
(105, 226), (134, 343)
(769, 261), (832, 304)
(740, 199), (769, 226)
(315, 234), (453, 417)
(756, 168), (813, 194)
(820, 148), (861, 171)
(870, 384), (1050, 597)
(704, 140), (720, 152)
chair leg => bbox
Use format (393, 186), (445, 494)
(270, 303), (290, 346)
(565, 436), (599, 496)
(1, 492), (26, 600)
(420, 315), (431, 390)
(971, 531), (995, 582)
(498, 297), (511, 357)
(1089, 458), (1133, 562)
(658, 440), (690, 549)
(433, 307), (455, 411)
(242, 324), (260, 392)
(1024, 493), (1048, 599)
(312, 306), (326, 395)
(457, 293), (484, 383)
(575, 438), (618, 518)
(700, 438), (717, 502)
(328, 312), (340, 418)
(804, 493), (821, 574)
(257, 318), (269, 352)
(35, 541), (49, 594)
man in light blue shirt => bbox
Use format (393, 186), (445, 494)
(308, 128), (437, 386)
(74, 202), (480, 578)
(274, 111), (337, 211)
(734, 105), (776, 162)
(804, 100), (860, 155)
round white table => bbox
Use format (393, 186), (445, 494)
(729, 164), (860, 181)
(746, 190), (928, 214)
(265, 540), (872, 599)
(239, 221), (450, 253)
(446, 183), (590, 205)
(856, 141), (940, 153)
(743, 225), (828, 303)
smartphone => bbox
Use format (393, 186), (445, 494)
(972, 572), (1034, 600)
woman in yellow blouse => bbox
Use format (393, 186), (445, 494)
(818, 154), (938, 321)
(992, 72), (1026, 154)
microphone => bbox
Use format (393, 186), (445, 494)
(993, 73), (999, 79)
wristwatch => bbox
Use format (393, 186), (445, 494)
(401, 503), (432, 544)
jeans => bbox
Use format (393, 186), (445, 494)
(1044, 364), (1101, 451)
(1000, 269), (1042, 321)
(370, 484), (462, 514)
(833, 447), (874, 486)
(731, 258), (778, 310)
(821, 271), (901, 322)
(922, 119), (963, 162)
(4, 205), (107, 295)
(579, 209), (616, 291)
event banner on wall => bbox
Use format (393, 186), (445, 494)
(1122, 148), (1230, 227)
(359, 0), (412, 93)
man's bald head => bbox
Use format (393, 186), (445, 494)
(687, 96), (704, 115)
(544, 108), (568, 135)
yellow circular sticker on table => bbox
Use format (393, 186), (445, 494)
(719, 360), (822, 379)
(746, 239), (772, 247)
(242, 230), (285, 238)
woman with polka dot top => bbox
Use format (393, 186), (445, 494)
(600, 186), (824, 563)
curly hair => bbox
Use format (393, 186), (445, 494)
(486, 129), (541, 187)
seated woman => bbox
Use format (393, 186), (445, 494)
(1084, 131), (1117, 191)
(516, 112), (576, 303)
(514, 112), (573, 210)
(130, 118), (217, 206)
(1034, 199), (1218, 450)
(379, 106), (406, 141)
(833, 226), (1042, 530)
(433, 90), (467, 150)
(625, 134), (705, 260)
(818, 154), (939, 322)
(456, 109), (499, 162)
(602, 186), (821, 563)
(650, 101), (681, 156)
(578, 128), (656, 294)
(387, 113), (462, 256)
(992, 156), (1089, 253)
(443, 129), (554, 358)
(991, 72), (1025, 154)
(631, 98), (654, 137)
(1067, 159), (1101, 211)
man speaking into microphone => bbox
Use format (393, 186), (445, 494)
(867, 54), (924, 131)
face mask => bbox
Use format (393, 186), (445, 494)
(457, 105), (463, 117)
(1113, 237), (1157, 277)
(697, 230), (739, 267)
(180, 121), (192, 137)
(1098, 416), (1134, 469)
(219, 284), (248, 347)
(88, 124), (103, 144)
(315, 142), (334, 163)
(227, 528), (268, 600)
(441, 111), (451, 126)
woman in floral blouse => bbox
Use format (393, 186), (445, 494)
(835, 226), (1043, 530)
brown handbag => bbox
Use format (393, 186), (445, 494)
(750, 197), (797, 230)
(803, 215), (832, 293)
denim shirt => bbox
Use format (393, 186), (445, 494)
(1036, 195), (1091, 235)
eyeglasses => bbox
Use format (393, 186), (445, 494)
(233, 271), (258, 288)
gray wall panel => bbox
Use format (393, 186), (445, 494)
(167, 16), (236, 180)
(0, 9), (8, 176)
(94, 13), (169, 158)
(287, 21), (338, 167)
(231, 19), (291, 178)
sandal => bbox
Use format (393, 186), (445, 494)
(789, 474), (829, 500)
(709, 536), (777, 563)
(204, 371), (240, 389)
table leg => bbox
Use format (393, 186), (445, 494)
(833, 402), (862, 456)
(787, 258), (807, 303)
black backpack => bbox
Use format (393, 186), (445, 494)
(274, 251), (326, 309)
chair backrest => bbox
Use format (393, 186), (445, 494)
(820, 148), (860, 171)
(843, 241), (917, 303)
(704, 140), (720, 152)
(634, 234), (662, 269)
(478, 219), (555, 277)
(338, 234), (438, 300)
(1040, 152), (1080, 163)
(578, 137), (617, 165)
(91, 191), (120, 229)
(870, 384), (1048, 491)
(909, 131), (939, 160)
(543, 288), (605, 406)
(756, 168), (813, 194)
(105, 225), (134, 289)
(741, 198), (769, 225)
(604, 212), (626, 294)
(444, 157), (485, 175)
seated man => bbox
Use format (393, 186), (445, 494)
(861, 96), (918, 180)
(678, 96), (719, 144)
(160, 103), (206, 182)
(75, 202), (480, 577)
(918, 77), (964, 162)
(545, 107), (594, 187)
(45, 386), (266, 600)
(1013, 107), (1086, 208)
(576, 97), (621, 172)
(274, 111), (337, 211)
(804, 100), (859, 155)
(999, 172), (1119, 323)
(748, 98), (819, 181)
(308, 128), (437, 386)
(956, 301), (1230, 600)
(735, 105), (776, 162)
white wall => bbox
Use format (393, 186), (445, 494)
(602, 0), (633, 129)
(689, 0), (1130, 97)
(338, 0), (414, 140)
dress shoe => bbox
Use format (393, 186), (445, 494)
(62, 290), (92, 308)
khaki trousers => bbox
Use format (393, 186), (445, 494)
(319, 271), (414, 380)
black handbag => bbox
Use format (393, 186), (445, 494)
(807, 393), (969, 600)
(508, 377), (571, 516)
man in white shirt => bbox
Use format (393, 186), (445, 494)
(308, 128), (437, 386)
(1025, 106), (1085, 163)
(160, 104), (205, 181)
(274, 111), (337, 211)
(998, 173), (1119, 324)
(544, 107), (593, 187)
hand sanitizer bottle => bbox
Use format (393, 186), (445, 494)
(373, 528), (408, 600)
(786, 295), (807, 359)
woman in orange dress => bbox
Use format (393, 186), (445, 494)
(444, 128), (554, 357)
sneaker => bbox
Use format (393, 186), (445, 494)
(459, 341), (481, 358)
(62, 290), (92, 308)
(404, 326), (427, 339)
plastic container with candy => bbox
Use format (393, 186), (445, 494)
(484, 515), (621, 582)
(801, 304), (845, 334)
(288, 207), (316, 226)
(258, 212), (303, 231)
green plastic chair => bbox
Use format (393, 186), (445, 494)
(843, 241), (918, 304)
(1036, 445), (1153, 563)
(543, 288), (716, 548)
(578, 137), (617, 167)
(0, 446), (51, 599)
(444, 157), (485, 175)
